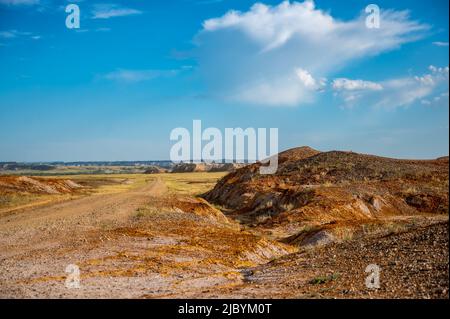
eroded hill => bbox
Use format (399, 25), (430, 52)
(203, 147), (449, 243)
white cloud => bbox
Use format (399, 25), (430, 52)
(0, 0), (39, 5)
(231, 67), (326, 106)
(375, 78), (434, 108)
(296, 68), (316, 89)
(335, 66), (449, 109)
(203, 1), (337, 52)
(92, 4), (142, 19)
(332, 78), (383, 91)
(421, 92), (449, 107)
(100, 69), (179, 83)
(195, 0), (429, 106)
(0, 31), (16, 38)
(234, 74), (312, 106)
(0, 30), (34, 39)
(427, 65), (449, 76)
(432, 41), (449, 47)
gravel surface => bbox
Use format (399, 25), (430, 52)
(202, 221), (449, 299)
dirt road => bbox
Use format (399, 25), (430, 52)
(0, 177), (291, 298)
(0, 178), (171, 297)
(0, 178), (167, 230)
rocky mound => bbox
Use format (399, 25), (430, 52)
(0, 176), (83, 195)
(203, 147), (449, 239)
(226, 221), (449, 299)
(208, 163), (247, 172)
(171, 162), (246, 173)
(143, 166), (167, 174)
(171, 163), (207, 173)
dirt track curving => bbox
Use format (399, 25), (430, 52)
(0, 177), (293, 298)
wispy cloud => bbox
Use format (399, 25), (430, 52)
(432, 41), (449, 47)
(332, 79), (383, 91)
(0, 29), (41, 45)
(0, 31), (16, 38)
(91, 4), (142, 19)
(421, 92), (449, 106)
(0, 30), (35, 39)
(334, 65), (449, 109)
(99, 69), (179, 83)
(0, 0), (39, 5)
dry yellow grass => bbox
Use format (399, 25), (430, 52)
(0, 172), (227, 214)
(153, 172), (227, 196)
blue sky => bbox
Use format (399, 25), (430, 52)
(0, 0), (448, 161)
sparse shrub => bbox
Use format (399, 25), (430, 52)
(309, 273), (340, 285)
(405, 187), (417, 195)
(385, 222), (408, 235)
(333, 227), (354, 241)
(134, 207), (158, 219)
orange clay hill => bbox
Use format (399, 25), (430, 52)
(203, 146), (449, 244)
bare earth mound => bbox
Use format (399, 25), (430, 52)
(171, 163), (246, 173)
(0, 176), (83, 195)
(203, 147), (449, 242)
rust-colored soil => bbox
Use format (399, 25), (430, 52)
(203, 147), (449, 242)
